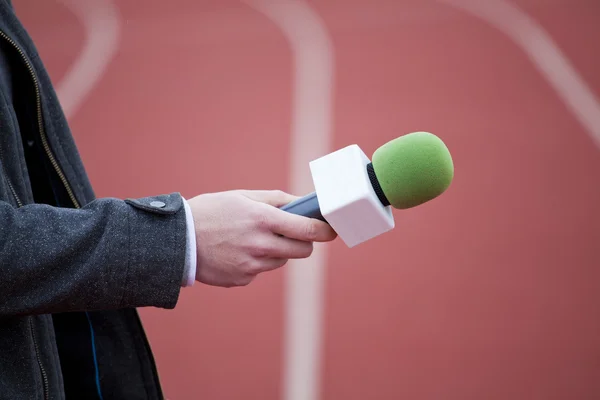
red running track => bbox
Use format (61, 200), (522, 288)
(15, 0), (600, 399)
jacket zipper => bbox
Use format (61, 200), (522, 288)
(0, 33), (22, 208)
(0, 28), (82, 400)
(0, 30), (80, 209)
(29, 319), (49, 400)
(0, 29), (165, 400)
(0, 145), (22, 207)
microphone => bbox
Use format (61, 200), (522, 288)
(280, 131), (454, 247)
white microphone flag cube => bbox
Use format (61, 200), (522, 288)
(309, 145), (395, 247)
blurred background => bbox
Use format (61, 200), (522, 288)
(13, 0), (600, 399)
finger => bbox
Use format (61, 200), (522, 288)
(261, 206), (337, 242)
(250, 233), (314, 259)
(268, 234), (314, 259)
(253, 257), (289, 273)
(239, 189), (299, 208)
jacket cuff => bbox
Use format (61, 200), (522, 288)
(121, 193), (187, 309)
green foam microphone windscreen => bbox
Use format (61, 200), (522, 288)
(371, 131), (454, 209)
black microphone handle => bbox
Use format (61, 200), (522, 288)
(279, 192), (327, 222)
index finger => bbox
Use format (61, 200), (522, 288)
(239, 190), (300, 208)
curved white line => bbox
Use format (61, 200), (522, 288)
(438, 0), (600, 150)
(55, 0), (121, 120)
(241, 1), (334, 400)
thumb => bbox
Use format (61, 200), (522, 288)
(238, 190), (299, 207)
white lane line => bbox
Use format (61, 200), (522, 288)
(57, 0), (334, 398)
(55, 0), (121, 120)
(241, 1), (334, 400)
(439, 0), (600, 150)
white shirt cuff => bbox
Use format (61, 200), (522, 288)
(181, 196), (197, 287)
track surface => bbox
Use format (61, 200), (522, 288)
(15, 1), (600, 399)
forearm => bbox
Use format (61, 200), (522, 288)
(0, 193), (187, 317)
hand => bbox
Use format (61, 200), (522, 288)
(186, 190), (337, 287)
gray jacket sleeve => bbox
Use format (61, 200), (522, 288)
(0, 192), (188, 317)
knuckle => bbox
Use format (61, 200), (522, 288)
(285, 242), (313, 259)
(253, 210), (271, 230)
(272, 189), (288, 201)
(249, 239), (272, 258)
(302, 242), (314, 257)
(304, 222), (318, 241)
(248, 258), (266, 273)
(235, 267), (256, 286)
(224, 282), (236, 288)
(272, 190), (293, 206)
(235, 276), (253, 287)
(253, 247), (269, 258)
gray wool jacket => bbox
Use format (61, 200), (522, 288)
(0, 1), (188, 399)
